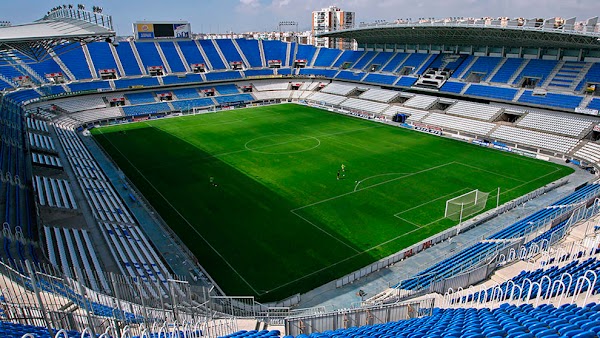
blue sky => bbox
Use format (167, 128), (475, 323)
(1, 0), (600, 35)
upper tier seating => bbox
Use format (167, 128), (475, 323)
(363, 73), (398, 86)
(332, 50), (364, 68)
(313, 48), (342, 67)
(262, 40), (287, 64)
(235, 39), (262, 67)
(58, 45), (92, 80)
(464, 84), (517, 101)
(295, 44), (317, 63)
(518, 91), (584, 110)
(491, 58), (524, 83)
(512, 59), (558, 85)
(576, 63), (600, 91)
(162, 73), (204, 85)
(215, 39), (244, 65)
(114, 77), (159, 89)
(158, 41), (186, 73)
(381, 52), (409, 72)
(177, 40), (206, 67)
(548, 62), (586, 89)
(134, 42), (165, 71)
(198, 40), (226, 70)
(114, 42), (142, 76)
(352, 51), (377, 70)
(461, 56), (502, 80)
(86, 42), (119, 75)
(439, 81), (466, 94)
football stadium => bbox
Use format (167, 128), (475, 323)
(1, 3), (600, 337)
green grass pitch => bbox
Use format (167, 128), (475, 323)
(91, 104), (573, 301)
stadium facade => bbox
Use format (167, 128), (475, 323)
(0, 6), (599, 337)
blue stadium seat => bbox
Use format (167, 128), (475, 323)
(158, 41), (187, 73)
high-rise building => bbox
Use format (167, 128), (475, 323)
(311, 6), (355, 49)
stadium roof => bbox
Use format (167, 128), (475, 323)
(320, 18), (600, 51)
(0, 8), (115, 62)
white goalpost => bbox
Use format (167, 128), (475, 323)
(445, 189), (490, 223)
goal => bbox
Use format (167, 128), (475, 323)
(445, 189), (490, 222)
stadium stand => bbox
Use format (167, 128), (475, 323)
(396, 76), (418, 87)
(576, 63), (600, 92)
(548, 61), (586, 89)
(439, 81), (466, 94)
(114, 42), (143, 76)
(199, 40), (227, 70)
(307, 92), (347, 105)
(32, 176), (77, 209)
(86, 42), (119, 76)
(262, 40), (288, 65)
(358, 88), (400, 103)
(126, 91), (156, 104)
(68, 80), (111, 92)
(588, 98), (600, 110)
(381, 52), (409, 72)
(517, 91), (584, 110)
(403, 95), (438, 110)
(363, 73), (398, 86)
(215, 39), (244, 66)
(446, 101), (502, 121)
(161, 73), (204, 85)
(295, 44), (317, 64)
(332, 50), (364, 68)
(122, 102), (171, 116)
(158, 41), (187, 73)
(516, 111), (593, 137)
(177, 40), (207, 67)
(170, 97), (215, 111)
(134, 41), (165, 71)
(214, 93), (254, 105)
(171, 87), (201, 99)
(422, 112), (497, 135)
(574, 141), (600, 164)
(253, 90), (293, 101)
(340, 98), (389, 114)
(253, 81), (290, 91)
(58, 45), (92, 80)
(205, 71), (242, 82)
(460, 56), (502, 80)
(313, 48), (342, 67)
(464, 84), (518, 101)
(512, 59), (558, 85)
(236, 39), (263, 67)
(335, 70), (366, 81)
(491, 125), (579, 153)
(321, 82), (357, 96)
(491, 58), (524, 83)
(352, 51), (377, 70)
(114, 77), (159, 89)
(382, 105), (430, 121)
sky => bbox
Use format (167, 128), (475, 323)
(1, 0), (600, 35)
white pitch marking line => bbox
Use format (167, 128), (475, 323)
(455, 161), (527, 183)
(290, 210), (360, 253)
(394, 187), (473, 217)
(96, 129), (260, 294)
(353, 172), (412, 192)
(294, 161), (457, 212)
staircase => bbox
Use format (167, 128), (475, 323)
(579, 94), (595, 109)
(12, 61), (44, 85)
(173, 41), (191, 72)
(457, 56), (479, 78)
(288, 42), (298, 67)
(350, 51), (368, 69)
(154, 42), (172, 73)
(108, 43), (126, 77)
(508, 59), (530, 85)
(258, 40), (266, 67)
(81, 44), (98, 79)
(49, 49), (76, 81)
(330, 50), (345, 69)
(129, 41), (147, 75)
(61, 83), (70, 93)
(361, 52), (379, 70)
(211, 39), (230, 69)
(0, 74), (17, 88)
(414, 54), (436, 75)
(513, 88), (527, 102)
(541, 60), (565, 88)
(392, 53), (412, 73)
(459, 83), (471, 95)
(309, 48), (321, 67)
(485, 57), (507, 82)
(380, 52), (398, 71)
(231, 39), (251, 69)
(195, 40), (213, 71)
(571, 62), (593, 91)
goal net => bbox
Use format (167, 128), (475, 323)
(445, 189), (490, 222)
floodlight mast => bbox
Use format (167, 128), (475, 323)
(279, 21), (299, 43)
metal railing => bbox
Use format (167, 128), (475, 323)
(43, 8), (113, 31)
